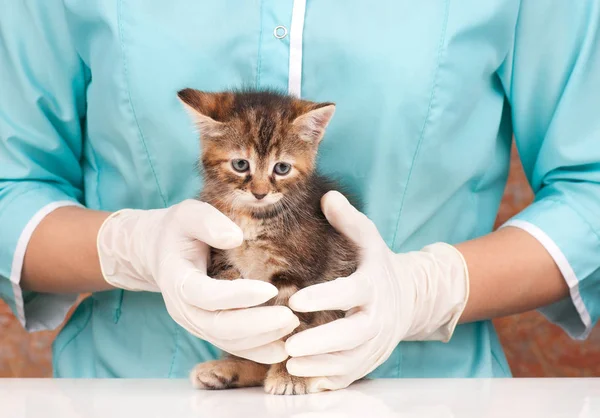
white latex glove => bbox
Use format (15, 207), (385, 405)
(285, 191), (469, 390)
(96, 199), (299, 364)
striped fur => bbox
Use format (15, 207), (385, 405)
(179, 88), (359, 394)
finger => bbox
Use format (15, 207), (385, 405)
(233, 340), (289, 364)
(321, 191), (382, 249)
(181, 271), (278, 311)
(193, 305), (300, 341)
(219, 319), (300, 352)
(288, 272), (371, 313)
(174, 199), (243, 249)
(285, 312), (374, 357)
(286, 344), (371, 377)
(286, 352), (354, 377)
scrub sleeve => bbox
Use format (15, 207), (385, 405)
(498, 1), (600, 339)
(0, 2), (87, 331)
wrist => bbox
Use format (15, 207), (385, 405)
(453, 227), (568, 323)
(21, 206), (114, 293)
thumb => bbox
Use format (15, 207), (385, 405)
(173, 199), (243, 249)
(321, 191), (381, 248)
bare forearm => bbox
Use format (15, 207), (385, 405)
(21, 206), (114, 293)
(456, 226), (569, 323)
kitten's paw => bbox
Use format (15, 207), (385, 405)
(190, 362), (240, 390)
(264, 370), (322, 395)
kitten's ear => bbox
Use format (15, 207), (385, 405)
(292, 103), (336, 144)
(177, 88), (230, 138)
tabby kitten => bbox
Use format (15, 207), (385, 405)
(177, 88), (359, 395)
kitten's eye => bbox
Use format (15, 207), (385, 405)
(273, 162), (291, 176)
(231, 159), (250, 173)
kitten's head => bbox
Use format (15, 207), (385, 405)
(178, 88), (335, 211)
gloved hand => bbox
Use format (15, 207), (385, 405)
(285, 191), (469, 390)
(96, 199), (299, 364)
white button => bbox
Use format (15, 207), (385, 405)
(273, 25), (288, 39)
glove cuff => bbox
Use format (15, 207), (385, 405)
(96, 209), (160, 292)
(404, 242), (470, 342)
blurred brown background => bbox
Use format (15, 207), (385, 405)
(1, 144), (599, 378)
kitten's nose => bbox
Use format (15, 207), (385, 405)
(252, 192), (267, 200)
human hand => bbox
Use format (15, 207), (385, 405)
(285, 191), (469, 390)
(96, 199), (299, 364)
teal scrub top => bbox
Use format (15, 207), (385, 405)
(1, 0), (600, 379)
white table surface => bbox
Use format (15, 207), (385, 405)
(0, 378), (598, 418)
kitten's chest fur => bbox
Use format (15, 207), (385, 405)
(226, 213), (290, 284)
(202, 184), (359, 300)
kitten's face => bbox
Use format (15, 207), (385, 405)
(177, 89), (335, 211)
(213, 145), (299, 208)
